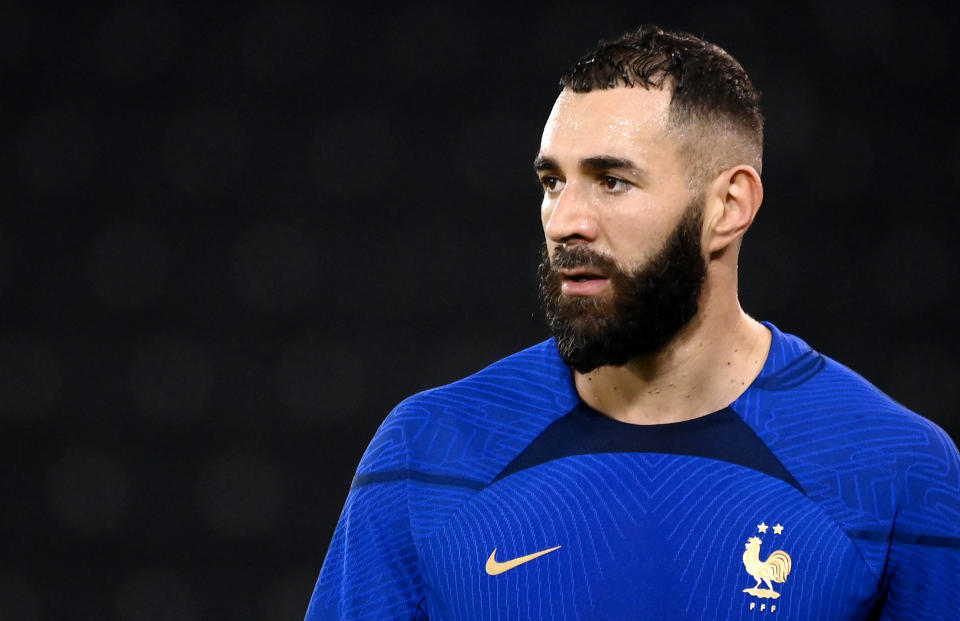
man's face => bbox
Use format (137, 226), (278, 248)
(535, 87), (707, 372)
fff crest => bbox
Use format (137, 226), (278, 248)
(741, 521), (793, 613)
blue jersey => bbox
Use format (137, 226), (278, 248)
(306, 323), (960, 620)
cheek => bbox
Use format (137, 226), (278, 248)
(540, 198), (554, 229)
(604, 212), (664, 263)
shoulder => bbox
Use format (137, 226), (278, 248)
(356, 340), (579, 482)
(822, 355), (960, 488)
(781, 347), (955, 461)
(397, 338), (576, 418)
(812, 355), (960, 581)
(742, 325), (960, 578)
(816, 355), (960, 504)
(750, 323), (954, 458)
(748, 325), (960, 534)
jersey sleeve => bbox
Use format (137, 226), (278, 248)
(877, 422), (960, 619)
(305, 407), (427, 620)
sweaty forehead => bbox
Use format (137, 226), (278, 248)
(539, 87), (674, 159)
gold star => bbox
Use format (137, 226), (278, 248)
(757, 522), (768, 533)
(773, 523), (784, 535)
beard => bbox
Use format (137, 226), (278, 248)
(538, 199), (707, 374)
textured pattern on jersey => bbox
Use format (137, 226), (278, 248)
(356, 341), (578, 484)
(732, 324), (960, 618)
(307, 481), (426, 620)
(421, 454), (878, 620)
(309, 341), (579, 619)
(307, 324), (960, 620)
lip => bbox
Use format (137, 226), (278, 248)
(558, 267), (605, 278)
(560, 271), (610, 296)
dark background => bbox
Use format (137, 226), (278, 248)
(2, 1), (958, 619)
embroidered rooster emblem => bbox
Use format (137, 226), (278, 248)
(742, 536), (792, 599)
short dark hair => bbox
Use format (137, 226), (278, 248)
(560, 25), (763, 183)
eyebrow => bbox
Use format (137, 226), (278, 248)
(580, 156), (642, 174)
(533, 155), (558, 172)
(533, 155), (646, 180)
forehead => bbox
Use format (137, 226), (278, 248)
(539, 87), (675, 162)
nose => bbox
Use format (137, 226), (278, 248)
(542, 182), (598, 246)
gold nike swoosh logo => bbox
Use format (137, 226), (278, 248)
(485, 545), (562, 575)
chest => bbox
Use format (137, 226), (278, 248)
(415, 454), (881, 621)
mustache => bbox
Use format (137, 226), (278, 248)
(547, 245), (620, 274)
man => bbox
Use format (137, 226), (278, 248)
(306, 26), (960, 620)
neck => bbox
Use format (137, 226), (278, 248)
(573, 281), (771, 425)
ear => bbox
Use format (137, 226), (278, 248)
(703, 165), (763, 254)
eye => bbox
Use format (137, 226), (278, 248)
(540, 175), (565, 193)
(601, 175), (629, 193)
